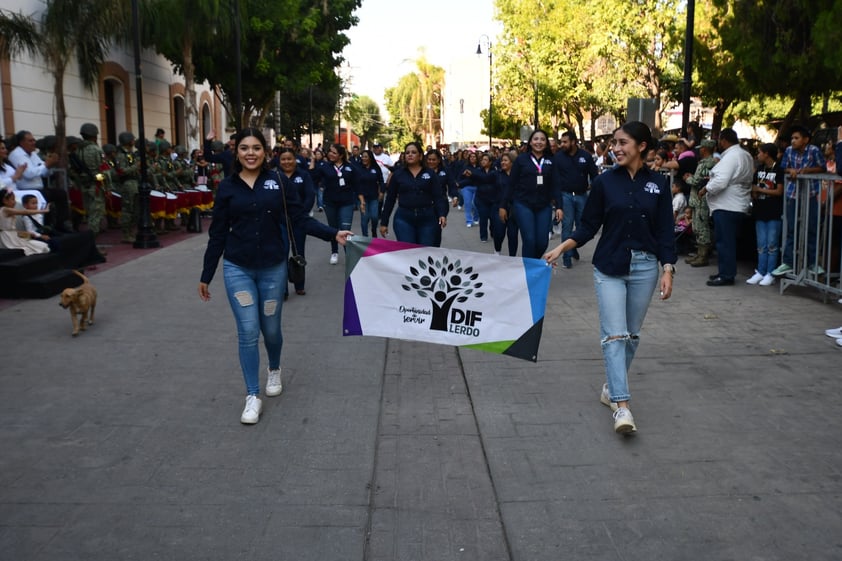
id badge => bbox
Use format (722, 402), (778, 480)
(339, 177), (346, 187)
(536, 175), (544, 185)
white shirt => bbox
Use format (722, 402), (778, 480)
(8, 146), (51, 190)
(373, 151), (393, 183)
(705, 143), (754, 214)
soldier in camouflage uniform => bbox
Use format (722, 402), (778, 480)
(77, 123), (106, 236)
(145, 141), (168, 235)
(115, 132), (140, 243)
(102, 143), (118, 229)
(156, 140), (180, 231)
(683, 139), (718, 267)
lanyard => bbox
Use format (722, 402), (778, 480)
(530, 155), (543, 174)
(334, 165), (343, 177)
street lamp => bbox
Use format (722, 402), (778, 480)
(476, 35), (492, 150)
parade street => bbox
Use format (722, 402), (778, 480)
(1, 215), (840, 561)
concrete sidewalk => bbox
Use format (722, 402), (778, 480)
(1, 209), (840, 561)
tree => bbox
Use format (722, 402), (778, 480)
(712, 0), (842, 138)
(383, 53), (444, 148)
(141, 0), (221, 151)
(345, 95), (383, 150)
(0, 1), (126, 166)
(190, 0), (359, 133)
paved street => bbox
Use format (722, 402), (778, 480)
(1, 210), (841, 561)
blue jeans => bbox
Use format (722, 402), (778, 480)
(460, 186), (478, 225)
(317, 188), (324, 210)
(361, 197), (380, 237)
(223, 260), (286, 396)
(594, 250), (659, 403)
(561, 192), (588, 264)
(712, 209), (744, 280)
(512, 201), (552, 259)
(393, 206), (438, 246)
(324, 202), (354, 253)
(755, 219), (782, 275)
(782, 196), (818, 268)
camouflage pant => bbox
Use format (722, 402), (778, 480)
(688, 189), (711, 245)
(82, 186), (106, 235)
(116, 180), (139, 230)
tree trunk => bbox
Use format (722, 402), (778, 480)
(182, 38), (199, 151)
(53, 67), (68, 173)
(710, 97), (731, 139)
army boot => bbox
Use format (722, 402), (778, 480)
(688, 244), (710, 267)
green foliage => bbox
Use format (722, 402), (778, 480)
(383, 53), (444, 147)
(345, 95), (383, 149)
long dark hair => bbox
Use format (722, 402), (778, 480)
(231, 127), (269, 173)
(361, 149), (376, 169)
(616, 121), (654, 154)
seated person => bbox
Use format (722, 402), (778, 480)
(19, 193), (105, 266)
(0, 188), (50, 255)
(672, 181), (687, 221)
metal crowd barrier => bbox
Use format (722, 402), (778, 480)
(779, 172), (842, 301)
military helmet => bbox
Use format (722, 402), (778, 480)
(66, 136), (83, 147)
(158, 140), (171, 152)
(80, 123), (99, 137)
(102, 143), (117, 154)
(211, 140), (225, 152)
(118, 131), (135, 145)
(146, 141), (158, 153)
(174, 144), (187, 155)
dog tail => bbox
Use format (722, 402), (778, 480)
(72, 269), (90, 284)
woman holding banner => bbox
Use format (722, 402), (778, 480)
(379, 141), (448, 246)
(543, 121), (676, 436)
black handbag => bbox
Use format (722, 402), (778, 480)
(277, 171), (306, 285)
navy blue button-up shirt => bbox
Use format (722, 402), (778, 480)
(201, 170), (337, 284)
(571, 165), (676, 275)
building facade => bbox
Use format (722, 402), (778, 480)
(0, 0), (227, 150)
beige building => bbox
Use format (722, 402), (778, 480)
(0, 0), (227, 150)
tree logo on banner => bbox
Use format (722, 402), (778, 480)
(401, 256), (484, 332)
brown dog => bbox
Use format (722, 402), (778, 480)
(59, 270), (97, 336)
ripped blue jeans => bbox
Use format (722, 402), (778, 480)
(593, 250), (659, 403)
(223, 259), (287, 395)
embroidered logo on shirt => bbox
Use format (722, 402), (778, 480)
(421, 172), (431, 180)
(263, 179), (280, 190)
(293, 177), (303, 184)
(644, 182), (660, 194)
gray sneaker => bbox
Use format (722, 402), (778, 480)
(771, 263), (792, 276)
(612, 407), (637, 434)
(266, 367), (283, 397)
(599, 383), (619, 412)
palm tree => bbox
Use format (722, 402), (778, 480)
(0, 1), (126, 166)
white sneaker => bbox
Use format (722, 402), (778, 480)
(599, 383), (619, 412)
(493, 250), (500, 256)
(746, 271), (763, 285)
(612, 407), (637, 434)
(836, 338), (842, 347)
(240, 395), (262, 424)
(266, 367), (283, 396)
(825, 327), (842, 338)
(759, 273), (774, 286)
(329, 253), (339, 265)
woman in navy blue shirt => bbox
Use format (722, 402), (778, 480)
(357, 149), (384, 237)
(499, 129), (563, 258)
(276, 147), (316, 297)
(425, 148), (456, 247)
(199, 128), (352, 425)
(379, 141), (448, 246)
(310, 143), (363, 265)
(544, 121), (676, 436)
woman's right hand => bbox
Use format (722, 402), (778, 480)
(198, 282), (210, 301)
(498, 208), (507, 223)
(379, 224), (388, 237)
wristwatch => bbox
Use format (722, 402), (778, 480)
(663, 264), (676, 276)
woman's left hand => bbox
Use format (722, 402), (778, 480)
(659, 272), (673, 300)
(554, 208), (563, 222)
(335, 230), (354, 246)
(438, 216), (447, 229)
